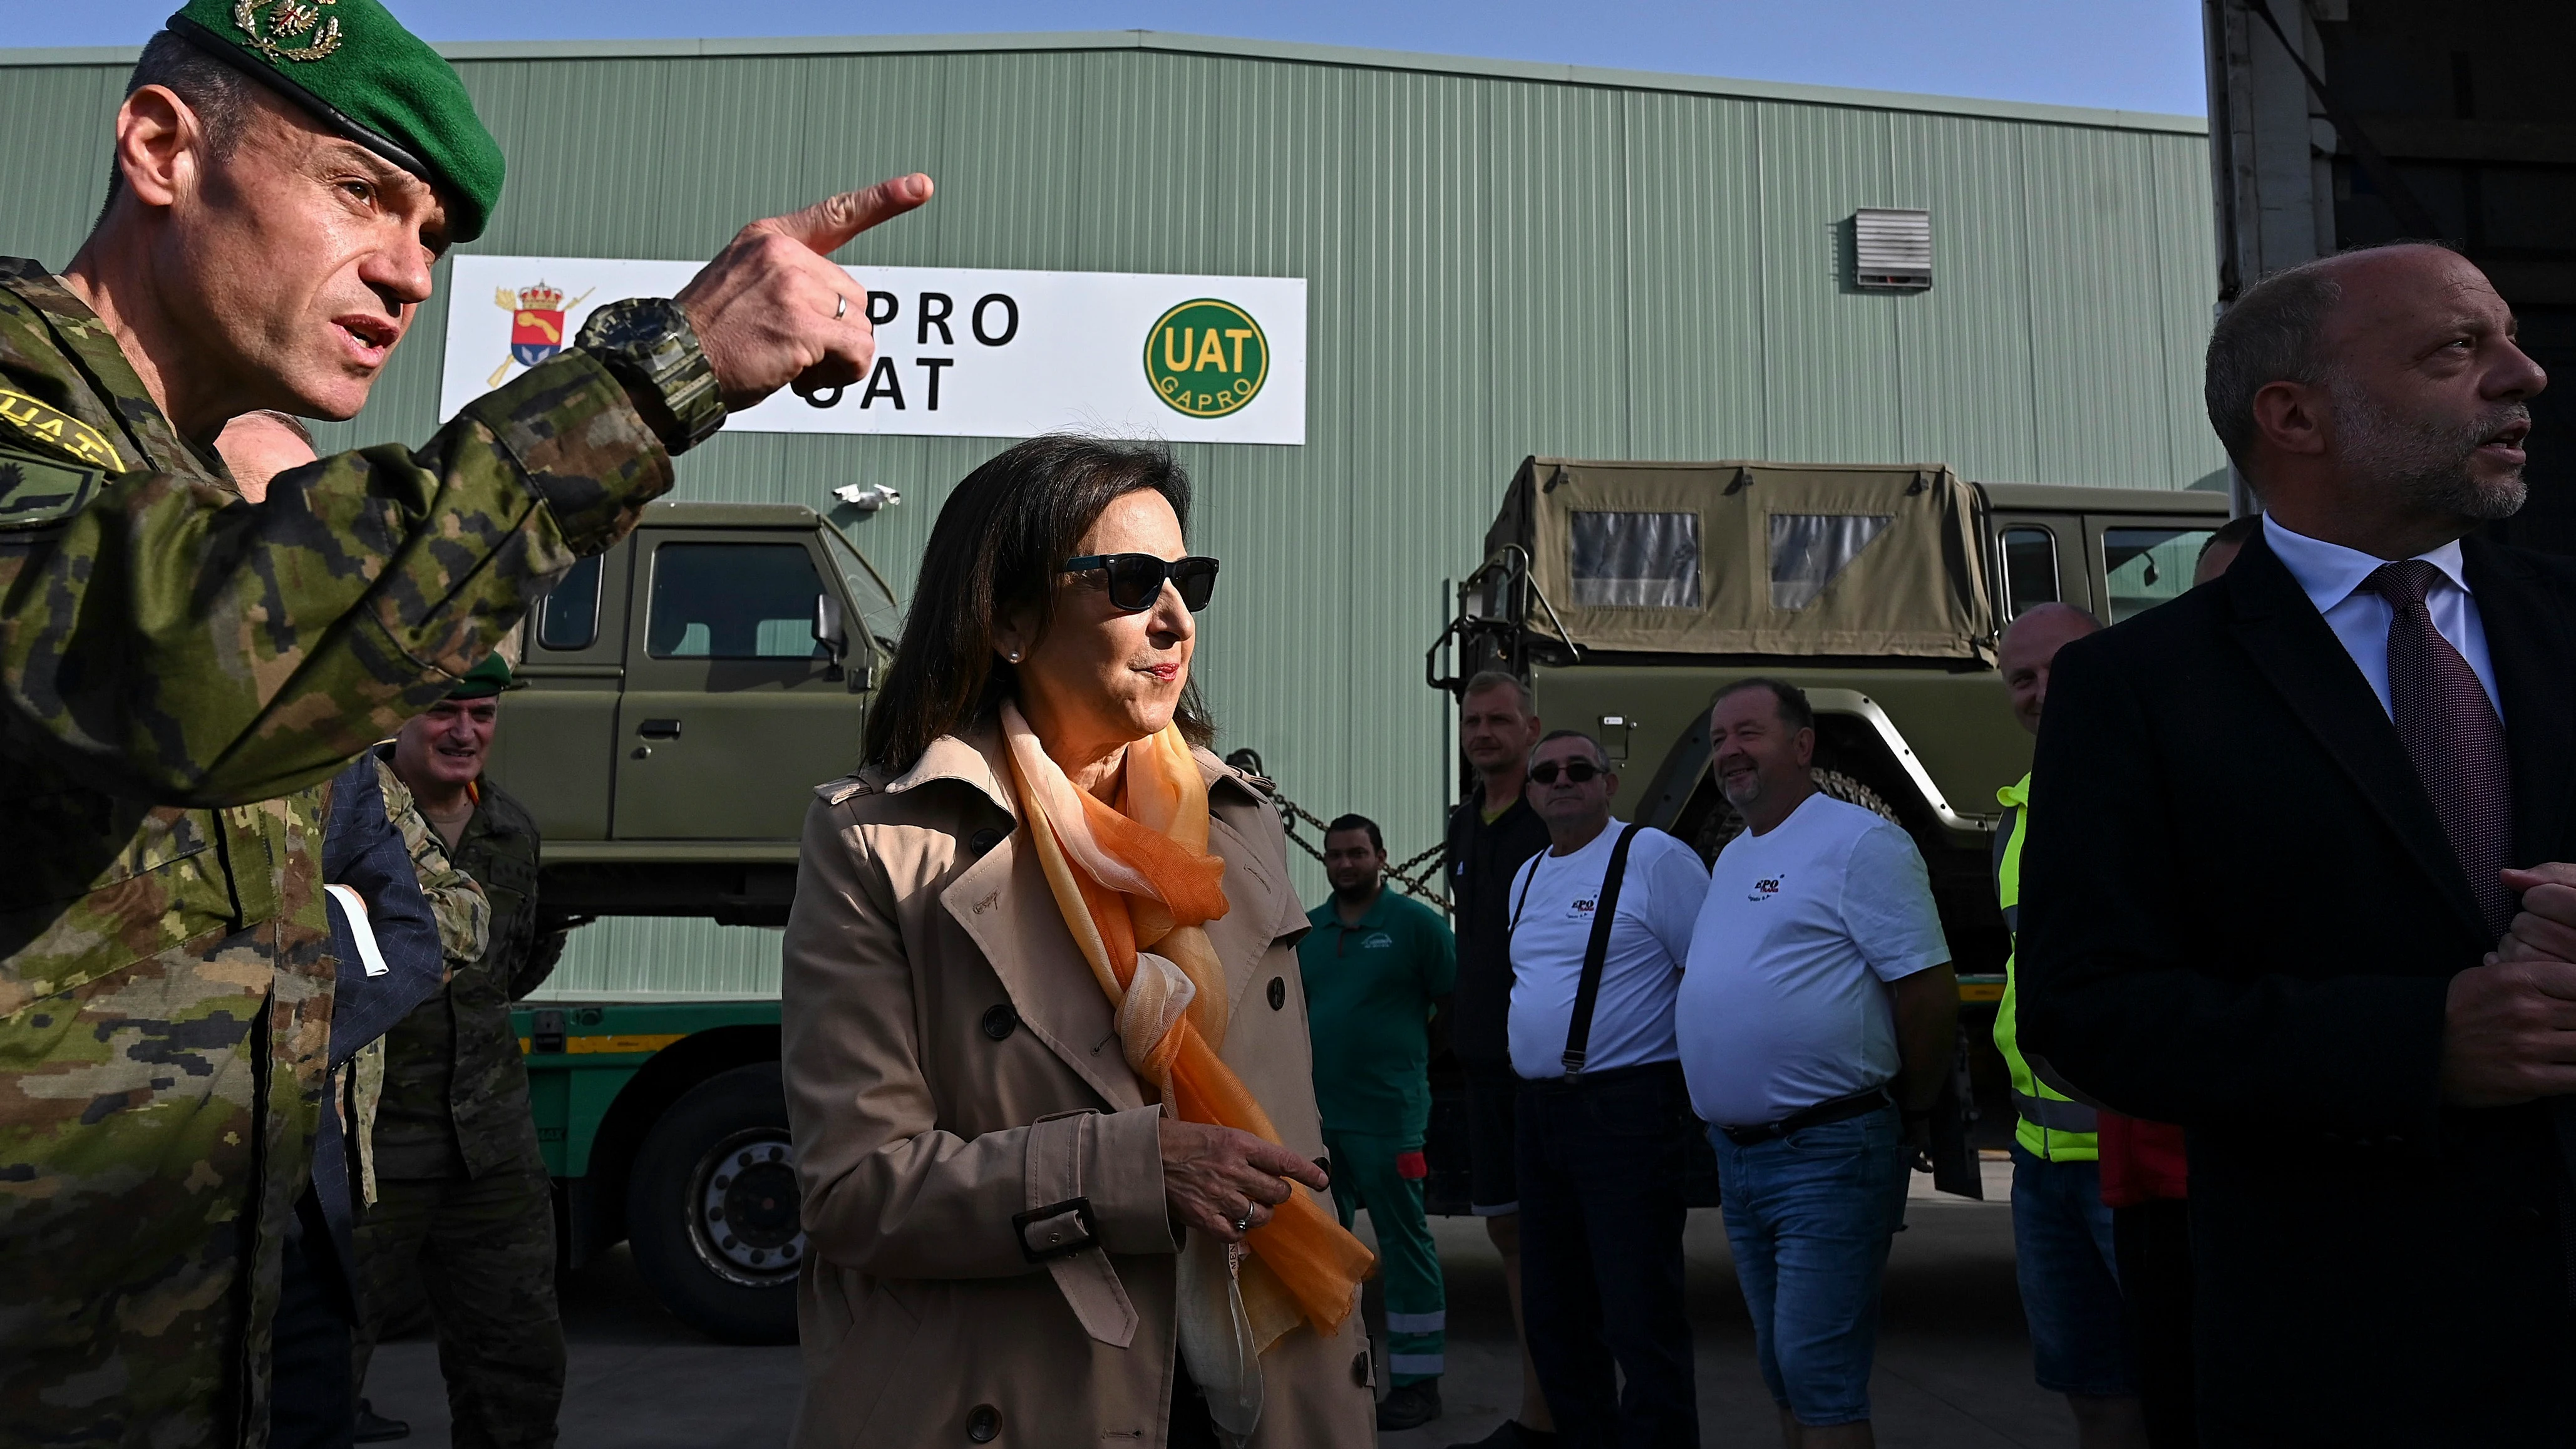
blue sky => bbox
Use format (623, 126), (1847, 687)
(39, 1), (2207, 115)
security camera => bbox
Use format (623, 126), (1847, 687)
(832, 483), (902, 512)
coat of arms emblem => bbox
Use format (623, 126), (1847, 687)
(232, 0), (343, 64)
(488, 282), (595, 386)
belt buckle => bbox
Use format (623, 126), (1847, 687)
(1012, 1197), (1100, 1263)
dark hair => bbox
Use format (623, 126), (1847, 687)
(863, 435), (1214, 771)
(1324, 813), (1383, 851)
(1461, 669), (1535, 714)
(2199, 512), (2262, 562)
(98, 31), (259, 227)
(1531, 728), (1609, 770)
(2203, 242), (2458, 468)
(1711, 676), (1816, 735)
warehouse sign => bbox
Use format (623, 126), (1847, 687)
(442, 257), (1307, 445)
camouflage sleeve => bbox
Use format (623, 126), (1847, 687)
(510, 926), (570, 1002)
(0, 334), (673, 808)
(375, 757), (489, 967)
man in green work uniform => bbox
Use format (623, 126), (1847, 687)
(1994, 603), (2146, 1449)
(0, 1), (932, 1441)
(352, 656), (566, 1448)
(1300, 813), (1459, 1433)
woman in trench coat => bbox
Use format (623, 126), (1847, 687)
(780, 435), (1378, 1448)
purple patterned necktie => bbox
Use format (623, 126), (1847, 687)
(2364, 560), (2515, 939)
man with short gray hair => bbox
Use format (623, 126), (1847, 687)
(2021, 242), (2576, 1443)
(1505, 730), (1707, 1445)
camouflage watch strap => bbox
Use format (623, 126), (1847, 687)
(574, 297), (724, 454)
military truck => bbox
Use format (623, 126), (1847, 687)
(482, 499), (899, 1345)
(1416, 458), (2230, 1208)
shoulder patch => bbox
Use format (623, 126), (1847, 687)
(0, 386), (123, 472)
(0, 445), (105, 530)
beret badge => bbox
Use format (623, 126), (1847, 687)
(232, 0), (343, 63)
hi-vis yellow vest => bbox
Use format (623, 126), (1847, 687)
(1993, 772), (2098, 1161)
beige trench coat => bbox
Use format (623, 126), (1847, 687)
(780, 724), (1376, 1449)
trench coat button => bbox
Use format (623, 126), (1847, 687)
(966, 1403), (1001, 1441)
(970, 827), (1003, 856)
(1351, 1349), (1372, 1386)
(1267, 976), (1285, 1010)
(981, 1004), (1019, 1041)
(1314, 1153), (1332, 1181)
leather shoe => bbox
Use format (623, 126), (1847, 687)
(352, 1400), (410, 1443)
(1378, 1378), (1442, 1431)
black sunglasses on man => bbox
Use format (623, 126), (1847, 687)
(1061, 553), (1221, 612)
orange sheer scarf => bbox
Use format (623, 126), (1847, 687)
(1000, 703), (1373, 1356)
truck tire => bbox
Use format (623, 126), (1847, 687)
(627, 1062), (804, 1345)
(1687, 766), (1899, 859)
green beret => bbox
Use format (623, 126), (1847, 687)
(167, 0), (505, 244)
(448, 652), (515, 699)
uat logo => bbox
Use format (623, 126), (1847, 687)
(1144, 299), (1269, 418)
(487, 282), (595, 387)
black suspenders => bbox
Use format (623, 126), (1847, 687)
(1507, 822), (1645, 1078)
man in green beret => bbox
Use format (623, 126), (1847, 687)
(0, 1), (933, 1442)
(351, 654), (566, 1449)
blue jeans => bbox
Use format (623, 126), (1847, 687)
(2009, 1147), (2137, 1396)
(1711, 1105), (1909, 1427)
(1517, 1063), (1699, 1448)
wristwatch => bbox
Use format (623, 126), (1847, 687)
(575, 297), (725, 455)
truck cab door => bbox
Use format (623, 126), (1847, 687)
(611, 533), (868, 840)
(487, 544), (631, 840)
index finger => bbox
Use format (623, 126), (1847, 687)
(1245, 1137), (1330, 1192)
(753, 173), (935, 255)
(2504, 862), (2576, 892)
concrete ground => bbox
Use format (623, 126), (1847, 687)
(367, 1158), (2068, 1448)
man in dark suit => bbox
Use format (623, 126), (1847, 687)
(2019, 242), (2576, 1446)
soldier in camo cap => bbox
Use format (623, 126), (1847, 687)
(351, 652), (571, 1449)
(0, 0), (933, 1440)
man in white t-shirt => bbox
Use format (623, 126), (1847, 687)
(1679, 679), (1956, 1449)
(1504, 730), (1709, 1447)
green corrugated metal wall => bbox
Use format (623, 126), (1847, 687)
(0, 32), (2222, 999)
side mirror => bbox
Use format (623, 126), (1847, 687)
(813, 593), (847, 662)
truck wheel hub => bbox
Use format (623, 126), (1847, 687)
(691, 1128), (807, 1284)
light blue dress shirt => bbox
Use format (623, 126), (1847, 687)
(2260, 514), (2503, 722)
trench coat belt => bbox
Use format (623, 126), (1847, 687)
(1025, 1109), (1141, 1346)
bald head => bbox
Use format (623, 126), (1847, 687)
(2000, 602), (2101, 736)
(2207, 244), (2545, 558)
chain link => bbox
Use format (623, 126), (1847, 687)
(1266, 789), (1449, 908)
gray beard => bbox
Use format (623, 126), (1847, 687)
(2330, 378), (2529, 522)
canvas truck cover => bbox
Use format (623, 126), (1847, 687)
(1485, 458), (1997, 663)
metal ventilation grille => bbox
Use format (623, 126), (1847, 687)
(1853, 207), (1933, 290)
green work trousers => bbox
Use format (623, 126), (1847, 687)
(1324, 1128), (1445, 1384)
(350, 1163), (565, 1449)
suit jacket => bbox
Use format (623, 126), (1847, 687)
(2019, 530), (2576, 1446)
(780, 723), (1375, 1449)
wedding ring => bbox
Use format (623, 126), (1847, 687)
(1234, 1210), (1254, 1234)
(833, 293), (848, 320)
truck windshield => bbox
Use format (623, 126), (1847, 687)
(2103, 527), (2213, 622)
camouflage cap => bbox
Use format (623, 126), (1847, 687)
(167, 0), (505, 243)
(447, 652), (515, 699)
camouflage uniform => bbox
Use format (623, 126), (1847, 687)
(343, 756), (490, 1205)
(0, 258), (676, 1449)
(352, 768), (568, 1449)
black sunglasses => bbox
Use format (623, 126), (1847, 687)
(1528, 759), (1602, 786)
(1062, 553), (1221, 612)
